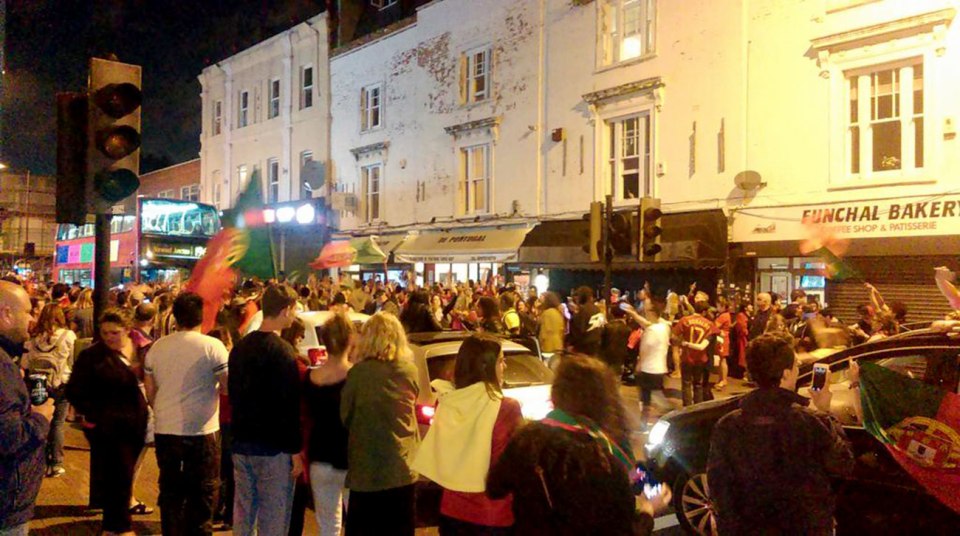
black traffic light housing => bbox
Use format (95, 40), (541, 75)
(608, 211), (633, 256)
(56, 92), (89, 224)
(639, 196), (663, 261)
(86, 57), (142, 214)
(581, 201), (603, 262)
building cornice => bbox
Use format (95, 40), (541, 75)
(350, 141), (390, 160)
(582, 76), (664, 106)
(444, 116), (502, 136)
(811, 8), (955, 53)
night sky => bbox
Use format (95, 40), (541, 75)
(2, 0), (327, 175)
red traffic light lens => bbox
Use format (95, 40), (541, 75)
(93, 82), (142, 119)
(643, 225), (662, 239)
(94, 169), (140, 203)
(96, 125), (141, 159)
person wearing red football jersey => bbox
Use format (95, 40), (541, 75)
(673, 301), (717, 406)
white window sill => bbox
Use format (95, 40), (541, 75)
(828, 175), (936, 191)
(360, 125), (384, 134)
(595, 53), (657, 75)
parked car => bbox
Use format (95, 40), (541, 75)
(643, 329), (960, 535)
(407, 331), (554, 435)
(243, 309), (370, 362)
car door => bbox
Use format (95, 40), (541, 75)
(828, 346), (960, 534)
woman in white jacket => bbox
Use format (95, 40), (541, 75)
(413, 334), (523, 535)
(22, 303), (77, 477)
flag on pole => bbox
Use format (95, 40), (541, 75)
(229, 169), (276, 280)
(799, 217), (861, 281)
(859, 361), (960, 513)
(183, 228), (248, 333)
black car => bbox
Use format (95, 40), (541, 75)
(643, 329), (960, 535)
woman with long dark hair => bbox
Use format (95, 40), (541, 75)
(66, 309), (149, 536)
(477, 296), (505, 335)
(488, 354), (670, 535)
(414, 335), (523, 535)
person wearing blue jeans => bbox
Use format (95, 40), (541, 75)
(227, 285), (303, 536)
(45, 391), (69, 475)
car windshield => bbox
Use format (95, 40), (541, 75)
(312, 321), (366, 348)
(427, 351), (553, 388)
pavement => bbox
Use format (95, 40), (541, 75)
(28, 373), (749, 535)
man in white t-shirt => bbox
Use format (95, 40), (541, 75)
(624, 297), (671, 428)
(144, 292), (229, 536)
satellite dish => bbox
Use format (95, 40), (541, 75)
(301, 161), (325, 194)
(734, 170), (765, 191)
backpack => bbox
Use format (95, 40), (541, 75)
(26, 331), (69, 388)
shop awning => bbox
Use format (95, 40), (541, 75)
(394, 227), (532, 264)
(517, 209), (728, 270)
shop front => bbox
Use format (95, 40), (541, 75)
(731, 196), (960, 323)
(340, 234), (409, 284)
(516, 210), (728, 298)
(393, 226), (532, 287)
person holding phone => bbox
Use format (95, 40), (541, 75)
(707, 333), (854, 535)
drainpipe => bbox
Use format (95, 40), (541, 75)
(536, 0), (547, 218)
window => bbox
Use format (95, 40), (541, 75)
(361, 84), (383, 131)
(158, 189), (175, 199)
(371, 0), (398, 9)
(599, 0), (656, 66)
(460, 144), (490, 214)
(461, 48), (491, 104)
(847, 59), (923, 177)
(213, 100), (222, 135)
(300, 151), (314, 168)
(301, 66), (314, 109)
(180, 184), (200, 202)
(361, 163), (382, 223)
(269, 79), (280, 119)
(237, 165), (249, 193)
(606, 113), (652, 201)
(267, 158), (280, 204)
(212, 170), (222, 209)
(239, 90), (250, 127)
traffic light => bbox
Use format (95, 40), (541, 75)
(639, 196), (663, 261)
(582, 201), (603, 262)
(608, 211), (633, 256)
(56, 92), (89, 224)
(86, 57), (142, 214)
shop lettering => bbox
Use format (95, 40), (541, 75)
(802, 206), (879, 223)
(801, 200), (960, 224)
(437, 235), (487, 244)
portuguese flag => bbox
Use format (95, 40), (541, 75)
(859, 361), (960, 513)
(230, 168), (277, 280)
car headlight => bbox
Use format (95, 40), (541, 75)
(646, 420), (670, 448)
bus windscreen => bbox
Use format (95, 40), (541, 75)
(140, 199), (220, 238)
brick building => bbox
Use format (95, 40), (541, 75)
(138, 158), (202, 202)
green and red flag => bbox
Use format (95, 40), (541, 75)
(799, 217), (861, 281)
(859, 361), (960, 513)
(229, 168), (276, 280)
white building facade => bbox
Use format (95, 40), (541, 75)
(198, 1), (960, 318)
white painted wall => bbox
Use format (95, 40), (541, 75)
(198, 13), (329, 211)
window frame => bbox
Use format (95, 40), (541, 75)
(462, 47), (492, 104)
(212, 170), (222, 209)
(268, 78), (281, 120)
(267, 158), (280, 204)
(212, 100), (222, 135)
(598, 0), (657, 68)
(238, 90), (250, 128)
(603, 111), (653, 202)
(459, 143), (492, 215)
(360, 83), (383, 131)
(301, 65), (314, 110)
(180, 184), (200, 202)
(361, 163), (383, 223)
(157, 189), (175, 199)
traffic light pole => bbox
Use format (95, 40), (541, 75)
(603, 194), (613, 306)
(92, 213), (112, 335)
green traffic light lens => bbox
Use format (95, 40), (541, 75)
(96, 125), (141, 159)
(94, 168), (140, 202)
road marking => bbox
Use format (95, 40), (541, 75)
(654, 513), (680, 531)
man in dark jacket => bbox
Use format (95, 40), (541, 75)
(0, 280), (54, 535)
(567, 286), (604, 356)
(707, 332), (854, 535)
(747, 292), (773, 340)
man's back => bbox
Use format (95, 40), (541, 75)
(145, 331), (228, 436)
(707, 388), (854, 535)
(569, 302), (604, 355)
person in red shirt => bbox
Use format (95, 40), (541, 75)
(713, 297), (732, 390)
(673, 301), (717, 406)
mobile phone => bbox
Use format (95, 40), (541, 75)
(619, 302), (632, 311)
(632, 463), (659, 496)
(812, 363), (829, 391)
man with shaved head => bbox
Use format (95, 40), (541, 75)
(0, 280), (55, 535)
(748, 292), (773, 341)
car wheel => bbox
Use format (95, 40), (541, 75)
(674, 471), (718, 536)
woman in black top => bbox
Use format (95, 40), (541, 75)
(66, 309), (149, 536)
(306, 313), (356, 536)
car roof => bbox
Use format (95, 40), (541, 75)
(409, 337), (532, 357)
(244, 309), (370, 334)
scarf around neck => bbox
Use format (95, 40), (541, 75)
(541, 408), (634, 473)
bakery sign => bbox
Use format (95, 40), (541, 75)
(731, 198), (960, 242)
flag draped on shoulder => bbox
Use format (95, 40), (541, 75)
(859, 361), (960, 513)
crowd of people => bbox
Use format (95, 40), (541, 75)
(0, 268), (937, 536)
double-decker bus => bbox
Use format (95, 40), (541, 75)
(53, 198), (221, 287)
